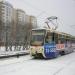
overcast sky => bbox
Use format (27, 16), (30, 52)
(6, 0), (75, 35)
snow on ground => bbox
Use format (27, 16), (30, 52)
(0, 51), (75, 75)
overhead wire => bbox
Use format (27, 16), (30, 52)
(20, 0), (49, 18)
(19, 0), (65, 29)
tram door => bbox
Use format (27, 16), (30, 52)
(44, 32), (57, 58)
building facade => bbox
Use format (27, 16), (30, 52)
(0, 1), (37, 51)
(30, 16), (37, 29)
(15, 9), (26, 46)
(0, 1), (13, 47)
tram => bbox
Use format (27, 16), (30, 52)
(30, 28), (75, 58)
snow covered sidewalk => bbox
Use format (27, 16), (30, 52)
(0, 52), (75, 75)
(55, 59), (75, 75)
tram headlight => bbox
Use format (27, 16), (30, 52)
(41, 47), (44, 51)
(42, 48), (43, 51)
(37, 47), (44, 53)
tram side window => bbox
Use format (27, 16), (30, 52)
(54, 33), (65, 44)
(58, 39), (64, 44)
(66, 39), (71, 44)
(60, 38), (65, 44)
(54, 33), (58, 44)
(58, 34), (65, 44)
(45, 33), (53, 43)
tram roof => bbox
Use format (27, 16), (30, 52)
(32, 28), (46, 30)
(32, 28), (73, 37)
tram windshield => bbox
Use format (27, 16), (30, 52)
(30, 29), (45, 46)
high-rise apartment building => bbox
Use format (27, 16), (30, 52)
(15, 9), (26, 46)
(0, 1), (37, 50)
(30, 16), (37, 29)
(0, 1), (13, 46)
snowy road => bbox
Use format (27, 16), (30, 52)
(0, 52), (75, 75)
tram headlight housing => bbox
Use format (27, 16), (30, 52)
(38, 47), (44, 53)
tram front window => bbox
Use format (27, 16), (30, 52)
(30, 35), (44, 46)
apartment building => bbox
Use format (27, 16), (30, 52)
(0, 1), (13, 46)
